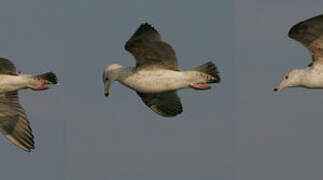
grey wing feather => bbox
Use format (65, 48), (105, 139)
(0, 58), (17, 75)
(136, 91), (183, 117)
(125, 23), (180, 71)
(0, 91), (34, 152)
(288, 14), (323, 63)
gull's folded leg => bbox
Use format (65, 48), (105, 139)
(190, 83), (211, 90)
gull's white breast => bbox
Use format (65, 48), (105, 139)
(119, 69), (190, 93)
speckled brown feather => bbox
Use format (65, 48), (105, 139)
(0, 91), (34, 152)
(136, 91), (183, 117)
(288, 14), (323, 64)
(125, 23), (180, 71)
(0, 58), (18, 75)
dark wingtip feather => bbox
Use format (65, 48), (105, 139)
(288, 22), (302, 39)
(138, 22), (157, 32)
(125, 22), (159, 51)
(288, 14), (323, 39)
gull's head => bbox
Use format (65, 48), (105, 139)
(274, 69), (303, 92)
(103, 64), (123, 97)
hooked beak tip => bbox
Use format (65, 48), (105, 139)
(273, 87), (281, 92)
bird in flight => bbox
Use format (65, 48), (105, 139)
(103, 23), (220, 117)
(274, 14), (323, 91)
(0, 58), (57, 152)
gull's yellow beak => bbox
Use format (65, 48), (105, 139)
(104, 89), (109, 97)
(104, 81), (112, 97)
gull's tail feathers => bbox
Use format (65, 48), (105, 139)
(33, 72), (57, 84)
(190, 61), (220, 83)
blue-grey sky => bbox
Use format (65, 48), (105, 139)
(236, 0), (323, 180)
(4, 1), (323, 180)
(0, 0), (233, 180)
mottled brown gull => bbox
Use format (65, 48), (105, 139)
(275, 14), (323, 91)
(103, 23), (220, 117)
(0, 58), (57, 152)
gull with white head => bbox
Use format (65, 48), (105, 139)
(0, 58), (57, 152)
(103, 23), (221, 117)
(274, 14), (323, 92)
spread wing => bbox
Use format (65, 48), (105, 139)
(0, 58), (17, 75)
(288, 14), (323, 65)
(0, 91), (34, 152)
(125, 23), (180, 71)
(136, 91), (183, 117)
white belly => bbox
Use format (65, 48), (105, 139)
(120, 70), (189, 93)
(0, 75), (29, 93)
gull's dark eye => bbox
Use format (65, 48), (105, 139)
(285, 75), (288, 79)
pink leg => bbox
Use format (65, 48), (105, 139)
(28, 84), (49, 91)
(190, 83), (211, 90)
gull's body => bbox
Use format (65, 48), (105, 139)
(114, 66), (214, 93)
(275, 14), (323, 91)
(299, 64), (323, 88)
(103, 23), (220, 117)
(0, 74), (45, 93)
(0, 58), (57, 152)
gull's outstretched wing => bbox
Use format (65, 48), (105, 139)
(125, 23), (180, 71)
(136, 91), (183, 117)
(0, 58), (17, 75)
(0, 91), (34, 152)
(288, 14), (323, 65)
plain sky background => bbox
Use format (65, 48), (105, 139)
(1, 0), (323, 180)
(0, 0), (233, 180)
(236, 0), (323, 180)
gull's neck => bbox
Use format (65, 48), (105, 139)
(116, 66), (135, 82)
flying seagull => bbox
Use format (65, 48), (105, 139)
(274, 14), (323, 91)
(0, 57), (57, 152)
(103, 23), (220, 117)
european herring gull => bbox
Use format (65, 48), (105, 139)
(103, 23), (220, 117)
(274, 14), (323, 91)
(0, 58), (57, 152)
